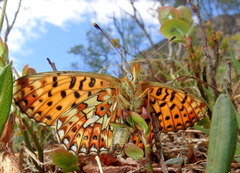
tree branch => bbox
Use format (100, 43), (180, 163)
(121, 0), (154, 46)
(4, 0), (23, 42)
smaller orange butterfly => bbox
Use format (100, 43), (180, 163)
(13, 63), (207, 155)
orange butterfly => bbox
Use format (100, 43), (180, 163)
(13, 63), (207, 155)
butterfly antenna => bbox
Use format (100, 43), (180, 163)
(93, 23), (130, 74)
(146, 36), (176, 61)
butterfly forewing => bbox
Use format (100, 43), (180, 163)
(142, 82), (207, 132)
(13, 71), (122, 155)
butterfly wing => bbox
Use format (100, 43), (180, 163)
(142, 82), (207, 132)
(13, 71), (122, 155)
(56, 89), (121, 155)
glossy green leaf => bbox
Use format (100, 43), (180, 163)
(177, 6), (193, 24)
(124, 143), (144, 160)
(158, 6), (181, 24)
(52, 149), (79, 172)
(160, 19), (190, 42)
(0, 62), (12, 137)
(130, 111), (149, 134)
(206, 94), (238, 173)
(193, 116), (210, 135)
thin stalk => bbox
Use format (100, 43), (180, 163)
(144, 142), (153, 173)
(22, 119), (44, 171)
(0, 0), (7, 34)
(19, 123), (42, 171)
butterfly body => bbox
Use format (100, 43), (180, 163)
(13, 63), (207, 155)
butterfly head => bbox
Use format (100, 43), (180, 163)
(126, 63), (141, 85)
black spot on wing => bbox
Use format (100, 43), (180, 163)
(156, 88), (162, 96)
(69, 76), (76, 89)
(79, 77), (87, 90)
(74, 91), (80, 98)
(61, 91), (66, 98)
(89, 78), (96, 87)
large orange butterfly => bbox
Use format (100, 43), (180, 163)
(13, 63), (207, 155)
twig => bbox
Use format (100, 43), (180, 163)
(226, 62), (232, 95)
(121, 0), (154, 46)
(4, 0), (23, 42)
(23, 146), (51, 166)
(95, 156), (103, 173)
(0, 0), (7, 35)
(232, 79), (240, 100)
(152, 114), (168, 173)
(213, 32), (220, 68)
(187, 0), (218, 99)
(171, 75), (221, 94)
(47, 58), (58, 71)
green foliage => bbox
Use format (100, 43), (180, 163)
(206, 94), (238, 173)
(229, 48), (240, 75)
(0, 62), (12, 137)
(0, 38), (8, 67)
(128, 111), (149, 135)
(52, 149), (79, 172)
(124, 143), (144, 160)
(158, 6), (193, 42)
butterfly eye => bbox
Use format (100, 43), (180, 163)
(127, 73), (133, 81)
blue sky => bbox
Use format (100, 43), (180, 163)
(4, 0), (160, 73)
(13, 22), (89, 72)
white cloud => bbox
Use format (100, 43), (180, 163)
(4, 0), (160, 61)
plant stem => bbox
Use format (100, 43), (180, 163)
(0, 0), (8, 34)
(144, 143), (153, 173)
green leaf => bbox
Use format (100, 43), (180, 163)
(229, 48), (240, 75)
(124, 143), (144, 160)
(234, 140), (240, 163)
(176, 6), (193, 24)
(160, 19), (190, 42)
(165, 158), (184, 165)
(172, 58), (192, 76)
(110, 122), (129, 128)
(0, 62), (12, 137)
(206, 94), (238, 173)
(0, 56), (5, 68)
(0, 38), (8, 62)
(52, 149), (79, 172)
(158, 6), (181, 24)
(130, 111), (149, 134)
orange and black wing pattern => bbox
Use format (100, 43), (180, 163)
(13, 71), (122, 155)
(142, 82), (207, 132)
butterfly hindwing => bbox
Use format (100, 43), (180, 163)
(142, 82), (207, 132)
(56, 89), (120, 155)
